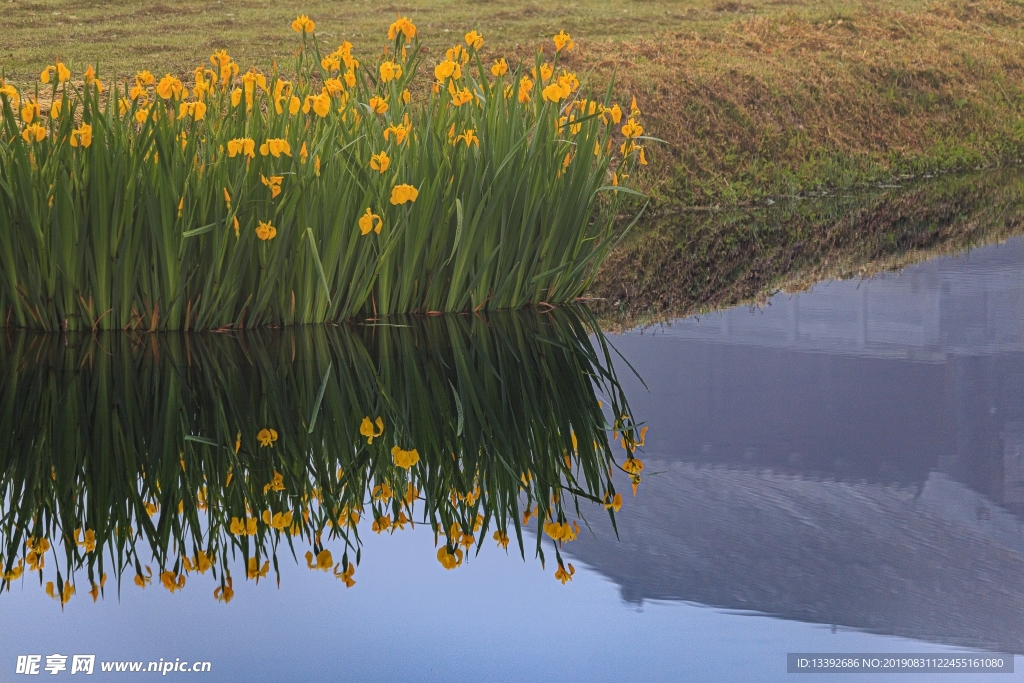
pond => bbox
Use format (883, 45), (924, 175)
(3, 182), (1024, 682)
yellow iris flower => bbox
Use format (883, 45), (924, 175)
(0, 84), (20, 109)
(259, 138), (291, 158)
(260, 174), (283, 199)
(620, 117), (643, 139)
(553, 30), (575, 53)
(379, 61), (402, 83)
(543, 519), (580, 543)
(371, 515), (392, 534)
(84, 64), (103, 92)
(464, 30), (484, 50)
(372, 481), (393, 502)
(357, 208), (383, 235)
(491, 59), (508, 77)
(88, 574), (107, 602)
(303, 90), (331, 118)
(20, 99), (40, 124)
(291, 14), (315, 33)
(434, 60), (460, 82)
(370, 151), (390, 173)
(450, 87), (473, 107)
(74, 528), (97, 553)
(454, 129), (479, 148)
(389, 184), (419, 205)
(518, 77), (533, 103)
(156, 74), (185, 100)
(258, 222), (282, 240)
(40, 61), (71, 84)
(21, 123), (46, 143)
(226, 138), (255, 158)
(368, 96), (388, 114)
(388, 16), (417, 42)
(384, 122), (410, 145)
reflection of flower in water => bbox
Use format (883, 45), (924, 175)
(214, 577), (234, 603)
(391, 446), (420, 469)
(262, 510), (293, 530)
(75, 528), (96, 552)
(437, 546), (464, 570)
(263, 471), (285, 493)
(26, 537), (49, 571)
(257, 428), (278, 447)
(134, 566), (152, 588)
(161, 571), (186, 593)
(230, 517), (257, 536)
(554, 562), (575, 584)
(305, 549), (333, 571)
(0, 307), (641, 601)
(46, 580), (75, 604)
(88, 574), (107, 602)
(334, 563), (356, 587)
(360, 416), (384, 443)
(183, 551), (213, 574)
(2, 559), (25, 581)
(247, 559), (269, 581)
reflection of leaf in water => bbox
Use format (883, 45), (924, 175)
(0, 306), (648, 601)
(449, 380), (464, 437)
(307, 362), (332, 434)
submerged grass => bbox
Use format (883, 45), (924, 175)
(0, 306), (647, 600)
(0, 18), (647, 331)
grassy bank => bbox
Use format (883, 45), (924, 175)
(3, 0), (1023, 204)
(590, 168), (1024, 328)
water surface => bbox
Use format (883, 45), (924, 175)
(4, 233), (1024, 682)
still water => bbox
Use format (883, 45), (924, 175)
(3, 234), (1024, 681)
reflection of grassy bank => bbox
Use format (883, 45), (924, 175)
(591, 169), (1024, 329)
(0, 308), (643, 601)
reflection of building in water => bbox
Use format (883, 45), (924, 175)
(615, 236), (1024, 510)
(570, 236), (1024, 652)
